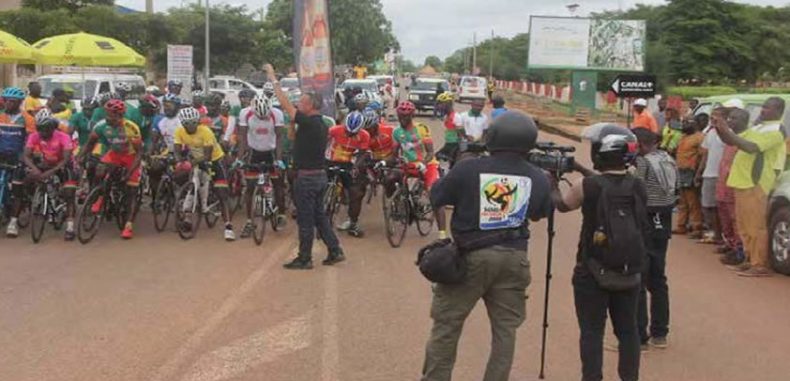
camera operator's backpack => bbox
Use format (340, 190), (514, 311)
(644, 150), (677, 198)
(588, 176), (647, 277)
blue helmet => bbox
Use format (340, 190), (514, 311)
(2, 87), (25, 100)
(362, 108), (379, 129)
(163, 93), (181, 105)
(345, 111), (366, 134)
(367, 100), (382, 111)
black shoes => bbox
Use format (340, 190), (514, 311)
(322, 249), (346, 266)
(283, 257), (314, 270)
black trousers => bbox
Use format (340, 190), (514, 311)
(573, 268), (641, 381)
(638, 236), (670, 343)
(294, 172), (340, 258)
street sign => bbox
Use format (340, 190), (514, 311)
(610, 74), (656, 98)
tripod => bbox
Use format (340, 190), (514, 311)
(539, 205), (556, 379)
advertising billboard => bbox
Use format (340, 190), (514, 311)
(294, 0), (335, 117)
(528, 16), (646, 71)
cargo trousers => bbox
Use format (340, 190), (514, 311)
(421, 245), (531, 381)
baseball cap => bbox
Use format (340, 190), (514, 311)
(633, 98), (648, 107)
(722, 98), (745, 110)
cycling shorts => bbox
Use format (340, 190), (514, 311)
(101, 151), (142, 187)
(244, 149), (277, 181)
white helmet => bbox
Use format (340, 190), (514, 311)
(35, 108), (53, 123)
(115, 82), (132, 93)
(252, 95), (272, 118)
(178, 107), (201, 126)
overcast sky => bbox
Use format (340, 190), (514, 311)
(117, 0), (790, 64)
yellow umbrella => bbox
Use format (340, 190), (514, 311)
(0, 29), (39, 64)
(33, 32), (145, 67)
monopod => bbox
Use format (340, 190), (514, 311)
(538, 205), (556, 379)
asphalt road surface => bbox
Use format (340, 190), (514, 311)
(1, 104), (790, 381)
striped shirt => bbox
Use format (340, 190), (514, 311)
(635, 153), (677, 207)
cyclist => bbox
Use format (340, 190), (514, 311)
(115, 82), (132, 101)
(192, 90), (207, 116)
(21, 116), (78, 240)
(138, 94), (163, 154)
(80, 99), (143, 239)
(173, 107), (235, 241)
(91, 91), (143, 129)
(150, 95), (181, 199)
(435, 92), (464, 165)
(166, 79), (183, 97)
(392, 101), (439, 190)
(220, 100), (231, 119)
(237, 95), (287, 238)
(262, 82), (275, 98)
(364, 107), (394, 163)
(203, 93), (228, 144)
(2, 87), (36, 237)
(69, 97), (100, 151)
(48, 88), (73, 124)
(327, 111), (371, 237)
(352, 93), (368, 112)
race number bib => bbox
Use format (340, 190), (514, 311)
(479, 174), (532, 230)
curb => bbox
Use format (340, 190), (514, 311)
(535, 119), (583, 142)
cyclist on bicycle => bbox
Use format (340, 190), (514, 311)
(192, 90), (207, 116)
(435, 92), (463, 166)
(173, 107), (235, 241)
(327, 111), (371, 237)
(91, 91), (144, 129)
(352, 93), (369, 112)
(1, 87), (36, 237)
(21, 116), (78, 240)
(203, 93), (228, 144)
(69, 96), (100, 151)
(138, 94), (163, 155)
(166, 79), (183, 97)
(79, 99), (143, 239)
(236, 94), (287, 237)
(150, 95), (182, 201)
(392, 101), (439, 190)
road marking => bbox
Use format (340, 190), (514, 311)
(180, 312), (312, 381)
(320, 267), (339, 381)
(150, 239), (296, 381)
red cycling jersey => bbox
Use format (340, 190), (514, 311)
(325, 125), (370, 163)
(369, 123), (395, 161)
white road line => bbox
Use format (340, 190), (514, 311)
(320, 267), (340, 381)
(150, 239), (296, 381)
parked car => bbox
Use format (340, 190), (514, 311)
(336, 79), (382, 110)
(37, 73), (146, 110)
(368, 74), (399, 100)
(280, 77), (300, 93)
(209, 76), (262, 106)
(406, 77), (450, 113)
(456, 75), (487, 103)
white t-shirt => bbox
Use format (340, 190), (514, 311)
(701, 127), (724, 178)
(458, 112), (489, 141)
(237, 107), (284, 152)
(156, 116), (180, 151)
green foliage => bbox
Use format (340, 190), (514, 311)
(666, 86), (737, 99)
(22, 0), (113, 12)
(423, 56), (442, 71)
(398, 58), (417, 73)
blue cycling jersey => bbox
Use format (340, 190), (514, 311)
(0, 113), (28, 160)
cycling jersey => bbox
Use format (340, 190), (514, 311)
(154, 116), (180, 152)
(174, 124), (224, 162)
(90, 103), (144, 129)
(69, 111), (93, 147)
(201, 115), (229, 143)
(444, 111), (463, 144)
(369, 124), (395, 161)
(23, 96), (44, 114)
(139, 114), (162, 151)
(393, 123), (432, 163)
(92, 119), (142, 156)
(0, 112), (35, 158)
(26, 130), (73, 166)
(325, 125), (370, 163)
(238, 107), (284, 152)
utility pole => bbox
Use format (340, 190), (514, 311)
(204, 0), (210, 92)
(145, 0), (153, 13)
(488, 29), (494, 77)
(472, 32), (477, 75)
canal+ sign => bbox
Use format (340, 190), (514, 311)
(610, 74), (657, 98)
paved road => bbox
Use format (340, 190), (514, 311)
(1, 105), (790, 381)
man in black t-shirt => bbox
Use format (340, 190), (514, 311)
(421, 111), (551, 381)
(266, 64), (344, 270)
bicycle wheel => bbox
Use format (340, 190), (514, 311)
(204, 190), (220, 228)
(175, 183), (201, 240)
(114, 191), (130, 231)
(252, 187), (266, 245)
(77, 187), (104, 244)
(227, 170), (244, 220)
(323, 183), (337, 227)
(51, 196), (67, 231)
(30, 186), (47, 243)
(414, 184), (434, 236)
(17, 197), (30, 229)
(153, 178), (174, 232)
(382, 187), (408, 248)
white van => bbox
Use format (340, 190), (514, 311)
(457, 76), (487, 103)
(36, 74), (146, 110)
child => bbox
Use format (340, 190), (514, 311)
(672, 114), (705, 235)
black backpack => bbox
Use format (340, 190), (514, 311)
(588, 175), (647, 276)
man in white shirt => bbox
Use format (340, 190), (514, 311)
(696, 111), (724, 243)
(237, 95), (287, 238)
(457, 98), (489, 142)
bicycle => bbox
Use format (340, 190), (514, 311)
(30, 173), (69, 243)
(150, 154), (176, 232)
(0, 162), (30, 230)
(323, 165), (349, 228)
(243, 162), (283, 245)
(76, 167), (134, 244)
(174, 162), (222, 240)
(381, 162), (434, 248)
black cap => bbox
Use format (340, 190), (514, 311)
(485, 110), (538, 153)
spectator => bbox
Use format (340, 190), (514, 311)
(672, 115), (704, 236)
(490, 95), (508, 119)
(716, 106), (747, 266)
(632, 127), (677, 350)
(695, 112), (723, 244)
(715, 97), (787, 277)
(632, 98), (658, 134)
(24, 81), (44, 115)
(653, 97), (668, 135)
(660, 108), (683, 156)
(687, 99), (700, 116)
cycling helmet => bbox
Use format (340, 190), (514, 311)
(96, 92), (112, 105)
(167, 79), (183, 87)
(83, 96), (100, 110)
(345, 111), (366, 135)
(582, 123), (638, 169)
(220, 100), (231, 113)
(36, 117), (59, 134)
(251, 95), (272, 118)
(178, 107), (200, 126)
(354, 93), (368, 105)
(104, 99), (127, 115)
(192, 90), (204, 98)
(485, 111), (538, 154)
(163, 93), (181, 105)
(180, 98), (193, 107)
(1, 87), (25, 100)
(396, 101), (416, 116)
(367, 100), (382, 111)
(206, 93), (223, 106)
(115, 82), (132, 93)
(139, 94), (161, 110)
(239, 88), (256, 99)
(34, 108), (53, 123)
(146, 85), (160, 94)
(262, 82), (275, 97)
(362, 108), (379, 128)
(436, 92), (454, 103)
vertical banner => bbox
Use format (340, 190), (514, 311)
(167, 44), (193, 101)
(294, 0), (335, 117)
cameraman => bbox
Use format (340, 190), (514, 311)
(550, 124), (646, 381)
(421, 111), (552, 381)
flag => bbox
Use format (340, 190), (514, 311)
(293, 0), (335, 117)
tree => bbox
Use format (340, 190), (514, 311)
(22, 0), (113, 12)
(423, 55), (443, 70)
(264, 0), (399, 66)
(398, 58), (417, 73)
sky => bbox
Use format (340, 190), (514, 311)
(117, 0), (790, 64)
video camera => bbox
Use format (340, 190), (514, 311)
(527, 142), (575, 176)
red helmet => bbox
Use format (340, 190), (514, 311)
(175, 161), (193, 174)
(396, 101), (416, 116)
(104, 99), (127, 115)
(140, 94), (161, 110)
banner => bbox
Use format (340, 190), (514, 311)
(528, 16), (645, 71)
(167, 44), (193, 100)
(293, 0), (335, 117)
